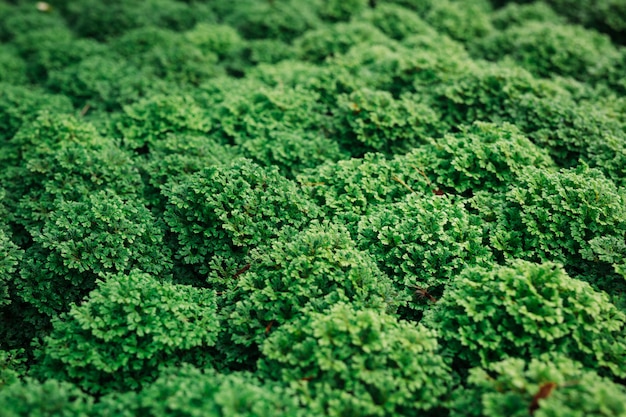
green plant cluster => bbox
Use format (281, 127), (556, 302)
(1, 0), (625, 415)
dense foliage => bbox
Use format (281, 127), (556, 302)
(1, 0), (625, 415)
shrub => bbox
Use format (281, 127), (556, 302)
(362, 3), (434, 40)
(224, 222), (396, 364)
(163, 159), (319, 286)
(422, 260), (626, 378)
(114, 94), (212, 152)
(0, 47), (26, 85)
(428, 62), (558, 128)
(0, 378), (93, 417)
(512, 95), (626, 184)
(490, 2), (566, 29)
(141, 134), (240, 196)
(109, 26), (221, 86)
(47, 55), (170, 111)
(0, 349), (27, 390)
(36, 270), (219, 394)
(451, 354), (626, 417)
(335, 88), (440, 155)
(385, 0), (435, 15)
(317, 0), (369, 22)
(542, 0), (626, 39)
(16, 190), (171, 319)
(94, 365), (300, 417)
(297, 152), (431, 225)
(424, 0), (494, 43)
(12, 27), (105, 82)
(489, 165), (626, 270)
(201, 79), (329, 146)
(407, 121), (555, 194)
(258, 303), (452, 416)
(3, 111), (102, 171)
(328, 41), (473, 97)
(217, 0), (321, 42)
(184, 23), (244, 67)
(239, 129), (347, 178)
(0, 84), (72, 141)
(0, 5), (66, 43)
(357, 192), (491, 315)
(294, 21), (390, 63)
(472, 21), (621, 83)
(4, 113), (143, 235)
(240, 39), (296, 66)
(57, 0), (216, 40)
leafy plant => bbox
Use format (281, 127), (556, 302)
(0, 378), (93, 417)
(422, 260), (626, 378)
(17, 190), (171, 318)
(357, 192), (491, 315)
(473, 21), (620, 83)
(223, 221), (396, 365)
(451, 354), (626, 417)
(163, 158), (319, 287)
(36, 270), (219, 394)
(259, 302), (452, 416)
(94, 365), (300, 417)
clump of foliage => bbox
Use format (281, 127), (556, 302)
(357, 192), (491, 314)
(140, 134), (239, 201)
(472, 21), (620, 83)
(215, 0), (321, 42)
(2, 112), (143, 242)
(361, 3), (434, 40)
(512, 95), (626, 183)
(200, 78), (329, 146)
(490, 2), (566, 29)
(223, 221), (396, 364)
(427, 62), (555, 128)
(0, 378), (93, 417)
(239, 129), (348, 179)
(163, 158), (319, 286)
(0, 84), (73, 141)
(488, 165), (626, 273)
(318, 0), (369, 22)
(36, 270), (219, 394)
(422, 261), (626, 378)
(47, 55), (167, 112)
(17, 189), (171, 319)
(424, 0), (494, 43)
(259, 303), (452, 416)
(94, 365), (300, 417)
(539, 0), (626, 41)
(451, 354), (626, 417)
(335, 88), (439, 155)
(297, 152), (432, 225)
(0, 48), (27, 85)
(114, 93), (212, 152)
(408, 121), (555, 194)
(54, 0), (216, 41)
(0, 349), (27, 390)
(294, 21), (390, 63)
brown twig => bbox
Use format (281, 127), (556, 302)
(232, 263), (251, 279)
(264, 320), (275, 335)
(408, 284), (437, 303)
(79, 103), (91, 117)
(391, 175), (416, 194)
(529, 382), (557, 415)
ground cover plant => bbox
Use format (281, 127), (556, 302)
(1, 0), (625, 415)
